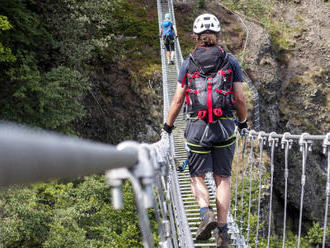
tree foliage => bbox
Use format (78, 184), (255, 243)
(0, 15), (16, 62)
(0, 0), (160, 246)
(0, 177), (152, 247)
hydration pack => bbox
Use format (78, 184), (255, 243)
(161, 20), (174, 40)
(185, 46), (236, 123)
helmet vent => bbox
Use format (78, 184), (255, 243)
(193, 13), (221, 34)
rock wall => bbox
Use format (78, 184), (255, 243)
(241, 0), (330, 231)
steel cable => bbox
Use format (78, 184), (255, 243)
(322, 141), (330, 248)
(255, 132), (266, 248)
(266, 132), (278, 248)
(234, 130), (241, 221)
(127, 170), (155, 248)
(297, 133), (310, 248)
(239, 134), (248, 232)
(281, 132), (292, 248)
(247, 133), (256, 242)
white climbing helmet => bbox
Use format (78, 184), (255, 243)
(193, 13), (221, 34)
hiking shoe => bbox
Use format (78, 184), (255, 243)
(170, 60), (174, 65)
(167, 61), (171, 65)
(214, 226), (232, 247)
(195, 209), (218, 240)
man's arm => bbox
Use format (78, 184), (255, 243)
(166, 82), (186, 126)
(173, 25), (178, 37)
(233, 82), (247, 122)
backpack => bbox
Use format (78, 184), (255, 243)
(185, 46), (236, 123)
(161, 20), (174, 40)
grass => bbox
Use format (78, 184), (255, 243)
(219, 0), (301, 61)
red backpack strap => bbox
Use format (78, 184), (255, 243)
(207, 77), (213, 123)
(181, 73), (188, 88)
(185, 89), (191, 105)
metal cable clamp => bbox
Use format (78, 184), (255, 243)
(268, 132), (279, 147)
(322, 132), (330, 155)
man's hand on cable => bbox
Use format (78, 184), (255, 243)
(235, 119), (248, 135)
(163, 123), (175, 134)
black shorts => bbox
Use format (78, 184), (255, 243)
(164, 38), (175, 51)
(184, 118), (236, 177)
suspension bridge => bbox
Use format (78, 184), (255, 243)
(0, 0), (329, 247)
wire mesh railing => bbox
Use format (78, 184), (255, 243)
(157, 0), (194, 247)
(231, 130), (330, 248)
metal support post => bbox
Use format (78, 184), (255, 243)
(255, 131), (266, 248)
(281, 132), (292, 248)
(297, 133), (312, 248)
(106, 141), (156, 248)
(322, 133), (330, 248)
(266, 132), (279, 248)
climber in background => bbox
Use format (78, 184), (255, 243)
(160, 13), (178, 65)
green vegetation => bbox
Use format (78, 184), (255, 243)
(0, 177), (158, 247)
(0, 0), (159, 135)
(0, 0), (160, 246)
(0, 15), (16, 62)
(280, 67), (329, 133)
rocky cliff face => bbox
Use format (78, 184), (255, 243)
(242, 0), (329, 230)
(175, 0), (329, 236)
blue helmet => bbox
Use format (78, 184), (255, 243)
(165, 13), (171, 19)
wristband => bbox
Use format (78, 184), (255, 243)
(163, 123), (175, 134)
(238, 120), (248, 130)
(238, 118), (247, 124)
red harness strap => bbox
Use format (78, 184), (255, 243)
(207, 77), (213, 123)
(218, 70), (226, 80)
(198, 110), (207, 119)
(181, 73), (188, 88)
(185, 89), (191, 105)
(227, 69), (233, 82)
(189, 72), (200, 84)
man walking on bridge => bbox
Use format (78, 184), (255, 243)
(163, 13), (247, 247)
(160, 13), (178, 65)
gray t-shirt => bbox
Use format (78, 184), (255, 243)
(178, 53), (243, 85)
